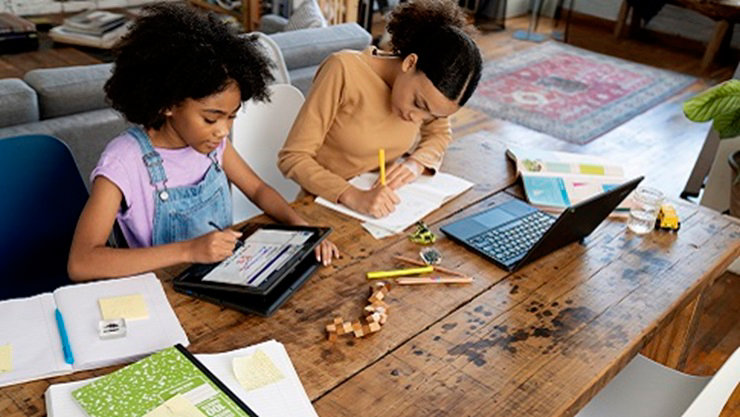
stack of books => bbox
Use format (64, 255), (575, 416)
(0, 13), (39, 54)
(49, 10), (130, 49)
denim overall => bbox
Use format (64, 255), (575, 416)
(129, 127), (232, 246)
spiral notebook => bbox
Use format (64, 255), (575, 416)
(0, 273), (188, 388)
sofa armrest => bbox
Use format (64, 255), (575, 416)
(269, 23), (372, 71)
(260, 14), (289, 34)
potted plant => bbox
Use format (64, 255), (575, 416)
(683, 79), (740, 216)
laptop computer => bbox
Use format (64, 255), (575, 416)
(174, 223), (331, 316)
(441, 176), (643, 272)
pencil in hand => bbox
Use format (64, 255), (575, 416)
(379, 148), (386, 186)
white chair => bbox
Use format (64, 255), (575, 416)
(576, 347), (740, 417)
(230, 83), (303, 222)
(249, 32), (290, 85)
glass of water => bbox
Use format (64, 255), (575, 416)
(628, 187), (664, 234)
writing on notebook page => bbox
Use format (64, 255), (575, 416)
(143, 394), (206, 417)
(98, 294), (149, 320)
(0, 345), (11, 373)
(233, 349), (285, 391)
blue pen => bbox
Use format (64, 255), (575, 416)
(55, 309), (74, 365)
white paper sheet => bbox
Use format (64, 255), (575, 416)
(316, 172), (473, 237)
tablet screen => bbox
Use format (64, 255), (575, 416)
(202, 229), (314, 287)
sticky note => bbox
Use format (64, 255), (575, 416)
(0, 344), (12, 373)
(233, 349), (285, 391)
(143, 394), (205, 417)
(99, 294), (149, 320)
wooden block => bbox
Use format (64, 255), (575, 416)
(361, 324), (372, 335)
(364, 305), (376, 316)
(352, 321), (364, 338)
(341, 322), (353, 334)
(333, 317), (343, 326)
(327, 331), (337, 342)
(326, 323), (337, 333)
(366, 312), (381, 323)
(368, 322), (381, 332)
(368, 290), (386, 303)
(379, 313), (387, 325)
(370, 300), (389, 311)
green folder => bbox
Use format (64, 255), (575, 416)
(73, 344), (257, 417)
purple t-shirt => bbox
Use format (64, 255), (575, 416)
(91, 130), (227, 248)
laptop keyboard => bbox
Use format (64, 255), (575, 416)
(467, 211), (557, 264)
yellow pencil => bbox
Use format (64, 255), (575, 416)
(396, 276), (473, 285)
(379, 148), (386, 186)
(366, 266), (433, 279)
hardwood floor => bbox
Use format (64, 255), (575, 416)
(1, 10), (738, 415)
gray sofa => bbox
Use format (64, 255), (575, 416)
(0, 23), (371, 187)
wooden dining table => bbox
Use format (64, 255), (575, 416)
(2, 132), (739, 416)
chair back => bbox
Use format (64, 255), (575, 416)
(231, 84), (303, 222)
(681, 347), (740, 417)
(249, 32), (291, 85)
(0, 135), (88, 299)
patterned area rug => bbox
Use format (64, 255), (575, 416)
(467, 42), (697, 144)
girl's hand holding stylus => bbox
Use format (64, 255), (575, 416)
(187, 230), (242, 264)
(340, 186), (400, 218)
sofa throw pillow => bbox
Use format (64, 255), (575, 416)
(284, 0), (327, 31)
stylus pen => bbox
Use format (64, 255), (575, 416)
(208, 221), (244, 250)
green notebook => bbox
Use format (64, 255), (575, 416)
(72, 344), (257, 417)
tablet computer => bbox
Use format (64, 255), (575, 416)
(174, 223), (330, 296)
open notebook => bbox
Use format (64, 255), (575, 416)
(316, 172), (473, 239)
(45, 340), (318, 417)
(0, 273), (188, 388)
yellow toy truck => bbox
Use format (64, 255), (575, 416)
(655, 203), (680, 231)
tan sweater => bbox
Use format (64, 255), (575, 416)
(278, 47), (453, 203)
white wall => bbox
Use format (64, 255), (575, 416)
(507, 0), (740, 49)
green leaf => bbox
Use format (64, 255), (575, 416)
(683, 80), (740, 122)
(713, 110), (740, 139)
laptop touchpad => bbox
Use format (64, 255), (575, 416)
(472, 208), (516, 229)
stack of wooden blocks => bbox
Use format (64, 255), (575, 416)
(326, 282), (390, 341)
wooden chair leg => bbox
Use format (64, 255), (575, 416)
(628, 6), (642, 37)
(702, 20), (730, 71)
(614, 0), (630, 38)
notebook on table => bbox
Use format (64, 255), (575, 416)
(45, 340), (318, 417)
(315, 172), (473, 239)
(0, 273), (188, 388)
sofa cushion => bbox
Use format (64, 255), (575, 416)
(23, 63), (113, 119)
(0, 79), (39, 128)
(289, 65), (320, 96)
(284, 0), (327, 32)
(0, 108), (130, 188)
(270, 23), (371, 71)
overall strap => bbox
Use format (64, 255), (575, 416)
(129, 126), (171, 201)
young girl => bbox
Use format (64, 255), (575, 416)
(278, 0), (482, 218)
(68, 4), (339, 281)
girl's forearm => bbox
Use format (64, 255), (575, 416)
(68, 241), (192, 281)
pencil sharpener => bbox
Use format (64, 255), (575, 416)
(420, 247), (442, 265)
(98, 318), (127, 339)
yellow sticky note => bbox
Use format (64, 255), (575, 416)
(233, 349), (285, 391)
(99, 294), (149, 320)
(0, 345), (12, 373)
(143, 394), (205, 417)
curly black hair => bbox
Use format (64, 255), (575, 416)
(105, 3), (274, 129)
(387, 0), (482, 106)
